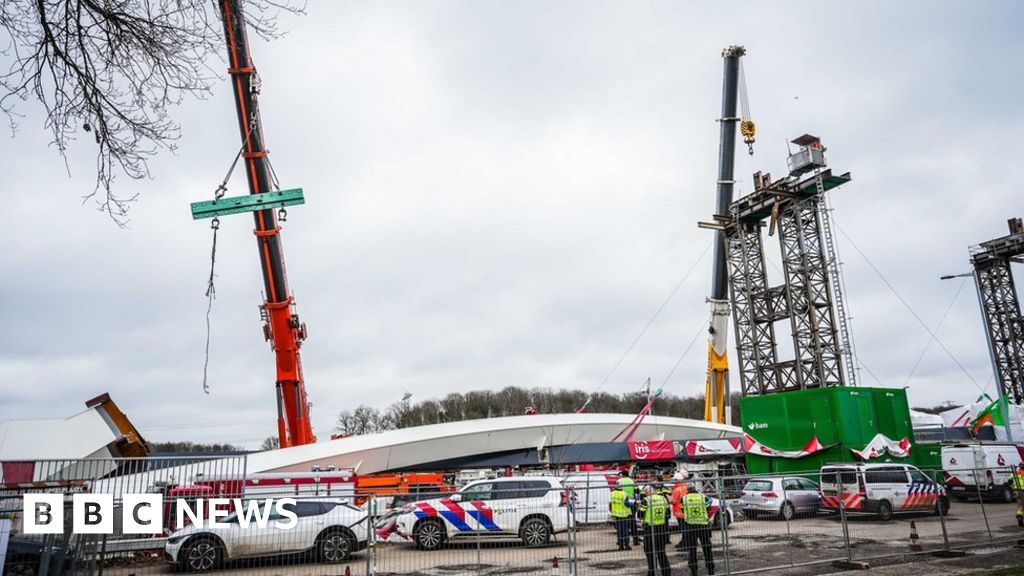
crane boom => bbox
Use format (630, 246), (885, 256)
(218, 0), (315, 448)
(704, 46), (747, 425)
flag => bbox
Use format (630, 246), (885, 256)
(970, 398), (1005, 433)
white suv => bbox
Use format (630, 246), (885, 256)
(375, 476), (570, 550)
(165, 499), (368, 572)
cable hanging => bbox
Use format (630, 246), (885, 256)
(201, 114), (257, 394)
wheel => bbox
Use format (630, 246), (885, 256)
(180, 539), (222, 572)
(319, 530), (356, 563)
(414, 519), (446, 551)
(711, 511), (731, 529)
(999, 485), (1014, 504)
(934, 498), (950, 516)
(780, 501), (796, 521)
(877, 500), (894, 522)
(3, 560), (38, 576)
(519, 517), (551, 548)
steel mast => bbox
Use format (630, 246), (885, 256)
(704, 46), (749, 424)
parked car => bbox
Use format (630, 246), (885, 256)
(942, 443), (1023, 503)
(2, 536), (76, 576)
(165, 499), (368, 572)
(819, 463), (949, 521)
(374, 476), (570, 550)
(740, 476), (820, 520)
(699, 494), (734, 529)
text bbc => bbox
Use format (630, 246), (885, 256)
(22, 494), (299, 535)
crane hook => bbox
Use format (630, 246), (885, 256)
(741, 120), (756, 156)
(278, 208), (287, 222)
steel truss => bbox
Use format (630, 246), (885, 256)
(777, 196), (845, 389)
(719, 168), (852, 396)
(971, 227), (1024, 404)
(726, 222), (782, 395)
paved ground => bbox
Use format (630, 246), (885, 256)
(98, 500), (1023, 575)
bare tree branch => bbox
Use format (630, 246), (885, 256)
(0, 0), (303, 225)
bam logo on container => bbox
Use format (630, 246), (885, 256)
(747, 422), (768, 431)
(22, 494), (298, 534)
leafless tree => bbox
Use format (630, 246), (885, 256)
(0, 0), (301, 225)
(259, 435), (280, 450)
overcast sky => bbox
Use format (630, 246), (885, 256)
(1, 1), (1022, 449)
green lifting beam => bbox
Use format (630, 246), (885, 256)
(190, 188), (305, 220)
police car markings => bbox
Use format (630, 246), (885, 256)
(466, 500), (502, 532)
(414, 499), (503, 532)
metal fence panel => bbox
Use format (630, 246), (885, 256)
(3, 459), (1023, 575)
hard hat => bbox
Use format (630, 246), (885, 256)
(672, 471), (687, 482)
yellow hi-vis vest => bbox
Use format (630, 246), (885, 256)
(1013, 470), (1024, 490)
(617, 476), (636, 498)
(683, 492), (709, 526)
(642, 493), (669, 526)
(610, 489), (630, 518)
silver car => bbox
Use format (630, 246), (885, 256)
(739, 477), (820, 520)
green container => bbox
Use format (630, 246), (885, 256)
(740, 387), (927, 476)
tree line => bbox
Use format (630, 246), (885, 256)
(334, 387), (740, 436)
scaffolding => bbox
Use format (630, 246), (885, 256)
(715, 135), (853, 396)
(970, 219), (1024, 405)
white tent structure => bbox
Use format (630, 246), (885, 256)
(909, 409), (944, 428)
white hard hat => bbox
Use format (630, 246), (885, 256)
(673, 469), (689, 482)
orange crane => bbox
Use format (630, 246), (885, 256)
(192, 0), (315, 448)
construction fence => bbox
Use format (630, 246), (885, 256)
(1, 457), (1022, 576)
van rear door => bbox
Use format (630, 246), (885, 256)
(942, 445), (980, 491)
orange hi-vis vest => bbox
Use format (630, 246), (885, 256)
(670, 483), (689, 519)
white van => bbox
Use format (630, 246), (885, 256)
(819, 463), (949, 521)
(942, 443), (1022, 503)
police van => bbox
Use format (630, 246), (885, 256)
(819, 463), (949, 521)
(373, 476), (570, 550)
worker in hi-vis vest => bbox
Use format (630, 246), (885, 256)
(616, 468), (641, 545)
(1012, 462), (1024, 527)
(669, 470), (690, 549)
(639, 484), (671, 576)
(609, 483), (635, 550)
(681, 480), (715, 576)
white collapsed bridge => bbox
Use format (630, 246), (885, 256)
(245, 413), (742, 475)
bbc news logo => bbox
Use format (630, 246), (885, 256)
(22, 494), (299, 534)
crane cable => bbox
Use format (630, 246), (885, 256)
(738, 59), (755, 155)
(202, 102), (260, 395)
(576, 240), (713, 412)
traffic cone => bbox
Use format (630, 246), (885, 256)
(343, 567), (351, 576)
(909, 521), (922, 552)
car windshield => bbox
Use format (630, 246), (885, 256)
(909, 469), (930, 483)
(460, 483), (493, 500)
(744, 480), (774, 492)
